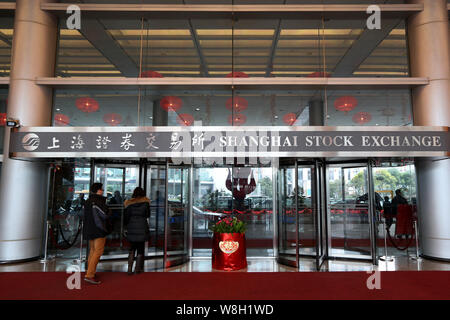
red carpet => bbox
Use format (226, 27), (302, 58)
(1, 271), (449, 300)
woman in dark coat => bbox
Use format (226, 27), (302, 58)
(124, 187), (150, 275)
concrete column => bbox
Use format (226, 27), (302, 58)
(407, 0), (450, 260)
(152, 99), (168, 126)
(309, 99), (324, 126)
(0, 0), (57, 261)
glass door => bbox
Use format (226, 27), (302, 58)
(315, 160), (328, 270)
(145, 162), (166, 266)
(326, 162), (376, 261)
(93, 163), (139, 257)
(165, 164), (190, 267)
(277, 160), (298, 267)
(277, 159), (322, 269)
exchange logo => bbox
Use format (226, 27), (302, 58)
(22, 133), (40, 151)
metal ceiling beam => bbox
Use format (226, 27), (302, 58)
(36, 77), (429, 92)
(58, 0), (139, 77)
(331, 0), (406, 77)
(182, 0), (209, 76)
(332, 19), (402, 76)
(0, 3), (15, 11)
(265, 19), (282, 77)
(265, 0), (286, 77)
(41, 3), (424, 20)
(77, 19), (139, 77)
(0, 31), (12, 47)
(186, 20), (209, 77)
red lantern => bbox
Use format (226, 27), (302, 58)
(160, 96), (183, 112)
(228, 113), (247, 126)
(76, 97), (99, 113)
(307, 71), (331, 78)
(283, 113), (297, 126)
(225, 96), (248, 112)
(226, 71), (249, 78)
(352, 112), (372, 124)
(176, 113), (194, 126)
(54, 113), (70, 126)
(139, 70), (163, 78)
(103, 113), (122, 126)
(0, 113), (6, 126)
(334, 96), (358, 113)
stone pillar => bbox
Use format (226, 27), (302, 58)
(0, 0), (57, 262)
(152, 99), (168, 126)
(309, 99), (324, 126)
(407, 0), (450, 260)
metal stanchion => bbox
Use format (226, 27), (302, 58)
(73, 221), (86, 263)
(40, 220), (55, 263)
(410, 220), (422, 261)
(379, 219), (394, 262)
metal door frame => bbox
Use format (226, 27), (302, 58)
(164, 162), (191, 268)
(277, 159), (326, 270)
(89, 159), (142, 261)
(325, 160), (377, 263)
(315, 159), (328, 270)
(276, 160), (299, 268)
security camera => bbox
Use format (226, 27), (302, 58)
(6, 119), (20, 128)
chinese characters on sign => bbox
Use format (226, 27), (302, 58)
(9, 127), (450, 160)
(120, 133), (135, 151)
(96, 136), (111, 150)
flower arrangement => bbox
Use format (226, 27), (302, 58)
(209, 216), (247, 234)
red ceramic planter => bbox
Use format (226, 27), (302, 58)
(212, 232), (247, 271)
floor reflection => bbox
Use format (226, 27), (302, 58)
(1, 256), (449, 273)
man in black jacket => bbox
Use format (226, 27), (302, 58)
(83, 183), (110, 285)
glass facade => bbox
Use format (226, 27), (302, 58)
(52, 88), (412, 127)
(52, 11), (413, 128)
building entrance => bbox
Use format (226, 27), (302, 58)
(45, 158), (418, 270)
(326, 161), (377, 264)
(277, 159), (327, 270)
(192, 166), (274, 258)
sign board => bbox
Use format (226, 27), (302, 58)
(9, 126), (450, 159)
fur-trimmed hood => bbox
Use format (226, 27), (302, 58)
(124, 197), (150, 208)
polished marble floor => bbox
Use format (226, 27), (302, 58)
(0, 255), (449, 273)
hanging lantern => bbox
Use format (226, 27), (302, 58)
(54, 113), (70, 126)
(225, 96), (248, 112)
(139, 70), (163, 78)
(228, 113), (247, 126)
(352, 112), (372, 124)
(307, 71), (331, 78)
(160, 96), (183, 112)
(176, 113), (194, 126)
(283, 113), (297, 126)
(334, 96), (358, 113)
(76, 97), (99, 113)
(103, 113), (122, 126)
(226, 71), (249, 78)
(0, 113), (6, 126)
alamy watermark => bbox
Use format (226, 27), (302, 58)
(66, 5), (81, 30)
(66, 265), (82, 290)
(366, 5), (381, 30)
(366, 270), (381, 290)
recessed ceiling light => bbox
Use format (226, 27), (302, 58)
(149, 116), (153, 119)
(56, 108), (61, 111)
(195, 108), (200, 111)
(274, 115), (279, 119)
